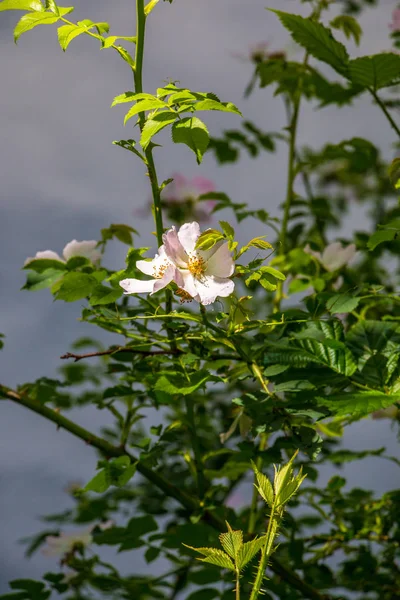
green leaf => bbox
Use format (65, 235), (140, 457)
(23, 258), (66, 272)
(194, 99), (242, 116)
(326, 447), (386, 464)
(90, 285), (123, 306)
(253, 465), (274, 507)
(195, 229), (224, 251)
(261, 266), (285, 280)
(22, 269), (64, 291)
(101, 223), (138, 245)
(219, 525), (243, 559)
(388, 158), (400, 189)
(14, 10), (60, 41)
(140, 111), (177, 149)
(56, 273), (98, 302)
(102, 35), (136, 48)
(114, 46), (135, 68)
(273, 451), (298, 497)
(270, 10), (349, 75)
(318, 391), (400, 417)
(265, 337), (357, 375)
(219, 220), (234, 239)
(367, 228), (399, 251)
(154, 370), (211, 396)
(0, 0), (43, 11)
(144, 0), (160, 15)
(275, 469), (306, 508)
(83, 456), (136, 493)
(326, 294), (360, 314)
(171, 116), (210, 164)
(293, 338), (357, 376)
(348, 53), (400, 90)
(238, 236), (273, 257)
(184, 546), (235, 571)
(57, 23), (86, 51)
(237, 537), (266, 570)
(347, 320), (400, 359)
(330, 15), (362, 46)
(124, 99), (168, 124)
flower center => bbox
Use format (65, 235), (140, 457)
(175, 288), (193, 303)
(187, 253), (205, 277)
(152, 260), (170, 279)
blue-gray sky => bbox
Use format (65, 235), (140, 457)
(1, 0), (399, 590)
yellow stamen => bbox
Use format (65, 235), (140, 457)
(152, 260), (170, 279)
(187, 253), (205, 277)
(175, 288), (193, 303)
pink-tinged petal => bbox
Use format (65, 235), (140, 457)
(152, 264), (176, 293)
(163, 226), (188, 266)
(119, 278), (156, 294)
(180, 272), (200, 301)
(24, 250), (63, 265)
(137, 248), (171, 276)
(191, 176), (215, 194)
(322, 242), (356, 271)
(63, 240), (101, 264)
(194, 276), (235, 305)
(390, 9), (400, 31)
(177, 222), (201, 253)
(203, 241), (234, 278)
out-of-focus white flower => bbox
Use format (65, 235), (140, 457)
(42, 528), (93, 557)
(25, 240), (101, 266)
(42, 521), (114, 558)
(372, 405), (399, 420)
(390, 8), (400, 31)
(304, 242), (356, 272)
(120, 222), (235, 305)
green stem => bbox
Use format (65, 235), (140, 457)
(250, 363), (271, 396)
(134, 0), (173, 314)
(185, 397), (205, 498)
(250, 501), (280, 600)
(369, 88), (400, 139)
(235, 568), (240, 600)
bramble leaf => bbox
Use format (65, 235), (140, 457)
(219, 524), (243, 559)
(140, 111), (177, 148)
(348, 53), (400, 90)
(0, 0), (43, 11)
(270, 10), (349, 74)
(330, 15), (362, 45)
(184, 546), (235, 571)
(172, 117), (210, 164)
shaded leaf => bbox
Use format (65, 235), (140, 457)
(318, 391), (400, 417)
(140, 111), (177, 148)
(172, 116), (210, 164)
(56, 273), (98, 302)
(348, 53), (400, 90)
(270, 10), (349, 74)
(219, 525), (243, 559)
(184, 546), (235, 571)
(237, 537), (266, 570)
